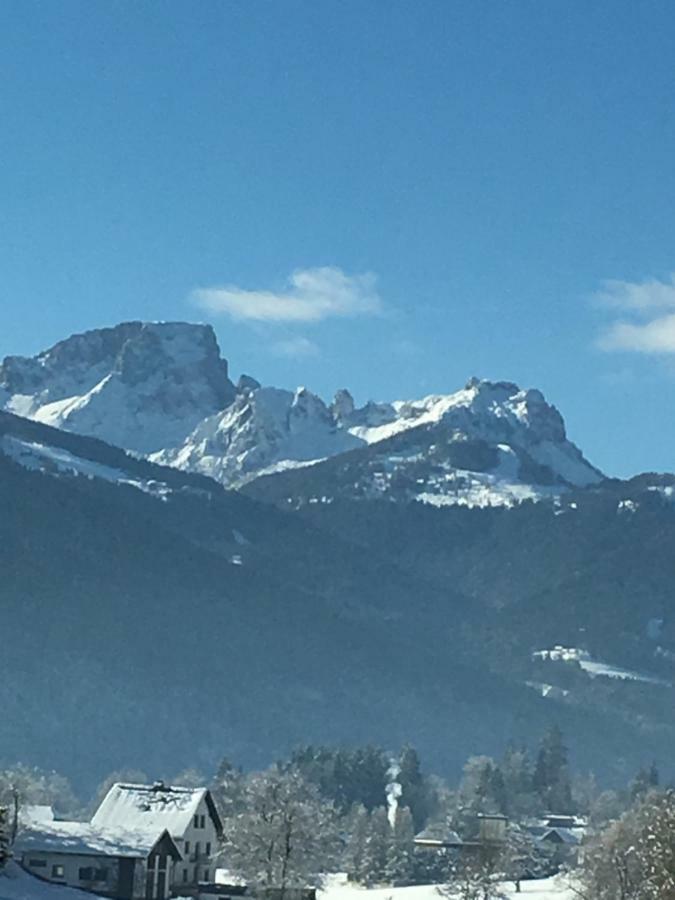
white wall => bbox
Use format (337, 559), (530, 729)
(20, 851), (122, 894)
(171, 796), (220, 887)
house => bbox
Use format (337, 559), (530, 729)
(91, 782), (223, 890)
(15, 820), (181, 900)
(414, 814), (508, 852)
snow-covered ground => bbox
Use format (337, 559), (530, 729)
(533, 646), (671, 686)
(0, 865), (573, 900)
(1, 436), (173, 499)
(0, 864), (103, 900)
(320, 875), (573, 900)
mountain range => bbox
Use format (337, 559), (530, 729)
(3, 321), (675, 795)
(0, 321), (602, 506)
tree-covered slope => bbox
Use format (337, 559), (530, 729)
(2, 412), (674, 794)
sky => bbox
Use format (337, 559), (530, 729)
(2, 0), (675, 477)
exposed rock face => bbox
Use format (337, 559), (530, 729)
(1, 321), (604, 503)
(0, 322), (236, 454)
(152, 385), (364, 485)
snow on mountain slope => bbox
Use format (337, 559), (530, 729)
(0, 410), (215, 501)
(151, 385), (366, 485)
(1, 322), (603, 505)
(0, 322), (235, 454)
(158, 377), (603, 502)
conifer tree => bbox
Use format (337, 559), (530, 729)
(398, 746), (434, 832)
(360, 807), (390, 885)
(533, 726), (574, 813)
(344, 804), (370, 883)
(0, 806), (10, 871)
(384, 807), (416, 886)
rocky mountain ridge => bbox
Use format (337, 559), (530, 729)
(1, 321), (603, 505)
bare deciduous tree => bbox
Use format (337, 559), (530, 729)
(578, 790), (675, 900)
(222, 767), (339, 898)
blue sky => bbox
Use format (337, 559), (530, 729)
(2, 1), (675, 477)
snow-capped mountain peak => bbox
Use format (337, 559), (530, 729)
(154, 375), (602, 499)
(1, 322), (604, 505)
(0, 321), (236, 454)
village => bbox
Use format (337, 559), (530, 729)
(0, 773), (585, 900)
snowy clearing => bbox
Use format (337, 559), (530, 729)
(533, 646), (670, 687)
(320, 876), (573, 900)
(0, 864), (103, 900)
(1, 436), (172, 499)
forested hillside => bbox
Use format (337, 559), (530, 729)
(2, 413), (675, 792)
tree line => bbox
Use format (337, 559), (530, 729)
(0, 727), (671, 893)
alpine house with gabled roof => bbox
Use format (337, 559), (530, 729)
(91, 782), (223, 890)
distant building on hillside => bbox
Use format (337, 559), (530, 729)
(92, 781), (223, 890)
(15, 821), (181, 900)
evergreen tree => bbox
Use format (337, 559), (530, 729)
(533, 726), (574, 814)
(384, 807), (415, 886)
(0, 806), (10, 871)
(344, 804), (369, 883)
(398, 746), (434, 833)
(455, 756), (508, 836)
(360, 807), (390, 885)
(286, 745), (389, 814)
(501, 745), (536, 818)
(212, 757), (246, 818)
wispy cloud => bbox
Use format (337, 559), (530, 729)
(272, 336), (320, 358)
(595, 273), (675, 354)
(192, 266), (383, 323)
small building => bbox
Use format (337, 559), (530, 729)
(15, 821), (181, 900)
(414, 814), (508, 857)
(91, 782), (223, 891)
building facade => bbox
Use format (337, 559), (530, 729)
(16, 821), (181, 900)
(92, 782), (223, 891)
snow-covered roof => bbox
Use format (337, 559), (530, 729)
(20, 806), (55, 826)
(539, 827), (580, 846)
(15, 821), (179, 859)
(414, 824), (462, 846)
(91, 783), (222, 837)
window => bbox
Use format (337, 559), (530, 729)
(185, 841), (190, 854)
(193, 814), (200, 828)
(183, 869), (189, 883)
(200, 815), (206, 828)
(203, 869), (210, 882)
(29, 859), (47, 868)
(52, 865), (65, 878)
(194, 842), (201, 858)
(79, 867), (108, 882)
(205, 842), (211, 856)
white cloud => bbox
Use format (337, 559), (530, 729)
(192, 266), (383, 323)
(599, 314), (675, 354)
(272, 336), (320, 358)
(593, 274), (675, 311)
(595, 273), (675, 355)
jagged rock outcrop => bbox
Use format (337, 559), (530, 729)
(0, 322), (236, 453)
(1, 322), (604, 503)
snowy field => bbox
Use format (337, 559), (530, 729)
(0, 866), (573, 900)
(321, 874), (574, 900)
(0, 864), (104, 900)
